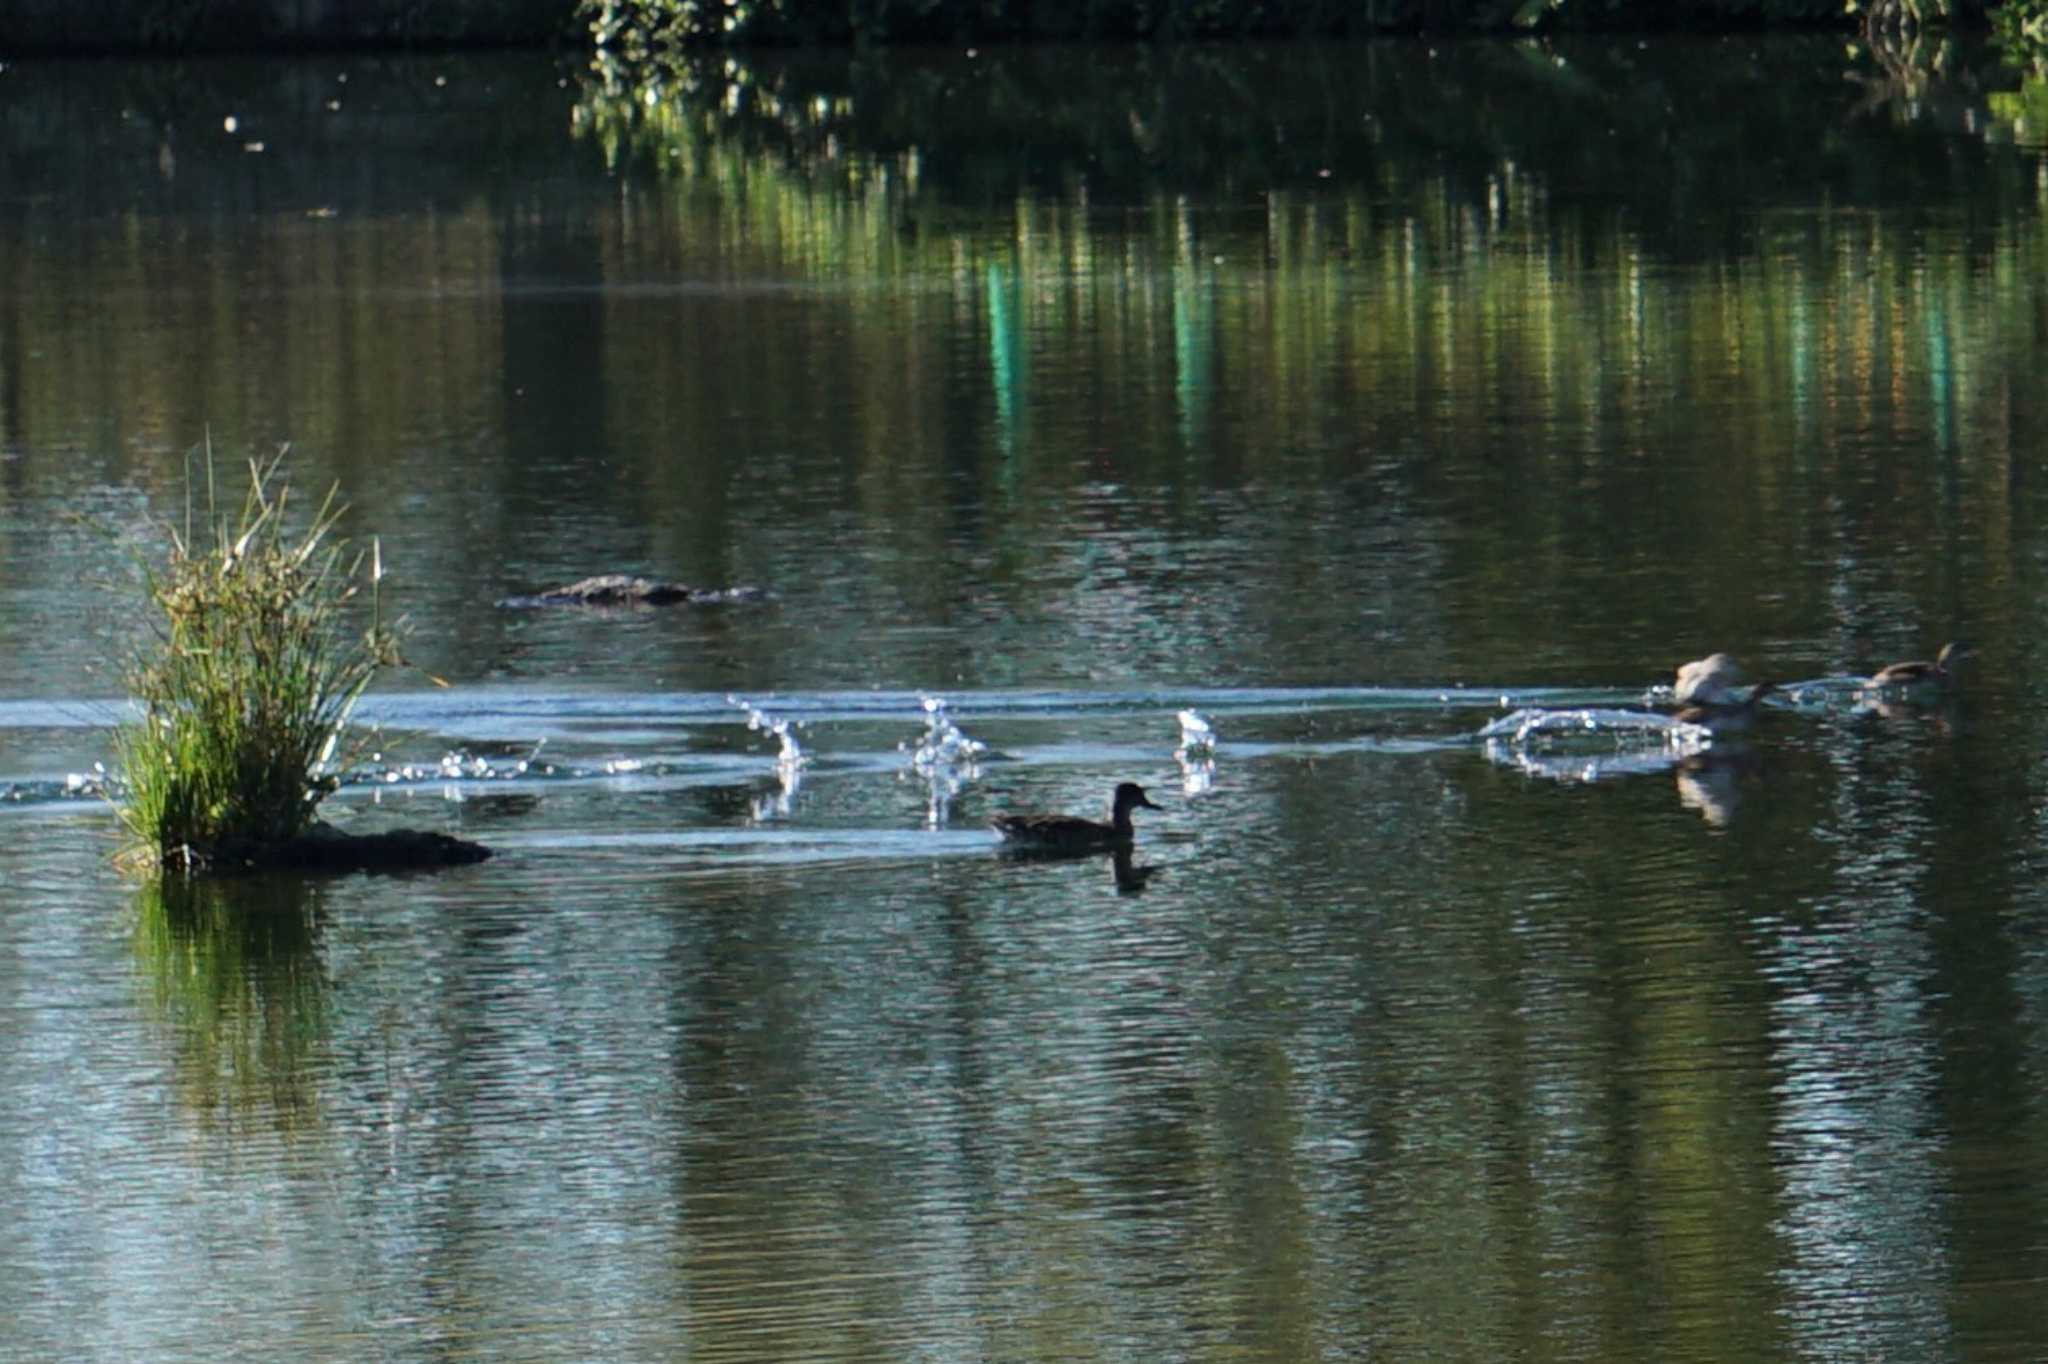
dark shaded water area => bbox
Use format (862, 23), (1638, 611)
(5, 35), (2048, 1362)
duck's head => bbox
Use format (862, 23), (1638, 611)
(1937, 641), (1975, 669)
(1113, 782), (1162, 815)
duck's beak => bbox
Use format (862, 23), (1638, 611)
(1139, 792), (1163, 809)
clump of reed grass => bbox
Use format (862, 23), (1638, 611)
(116, 446), (405, 873)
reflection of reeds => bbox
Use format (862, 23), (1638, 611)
(115, 443), (404, 872)
(133, 876), (329, 1135)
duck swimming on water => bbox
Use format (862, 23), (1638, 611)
(991, 782), (1162, 852)
(1674, 681), (1779, 730)
(1673, 653), (1746, 705)
(1866, 641), (1973, 689)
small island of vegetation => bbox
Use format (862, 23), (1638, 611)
(115, 448), (490, 876)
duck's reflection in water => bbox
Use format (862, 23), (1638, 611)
(1674, 747), (1763, 827)
(1111, 846), (1161, 895)
(996, 841), (1163, 896)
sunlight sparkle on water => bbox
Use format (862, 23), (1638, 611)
(1176, 708), (1216, 751)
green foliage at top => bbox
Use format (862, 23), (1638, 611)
(1988, 0), (2048, 60)
(117, 447), (404, 873)
(579, 0), (1555, 46)
(573, 0), (2023, 42)
(1987, 68), (2048, 134)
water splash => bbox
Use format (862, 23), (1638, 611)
(1175, 708), (1217, 796)
(1, 746), (565, 811)
(729, 695), (808, 769)
(907, 695), (987, 768)
(1478, 706), (1713, 785)
(730, 696), (808, 822)
(340, 745), (553, 789)
(68, 764), (111, 797)
(902, 695), (987, 828)
(6, 763), (119, 802)
(1477, 707), (1710, 749)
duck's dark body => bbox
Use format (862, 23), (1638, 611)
(991, 782), (1161, 852)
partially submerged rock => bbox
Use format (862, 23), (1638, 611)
(206, 823), (492, 874)
(498, 574), (767, 609)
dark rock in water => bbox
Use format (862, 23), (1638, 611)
(498, 574), (767, 608)
(209, 824), (493, 874)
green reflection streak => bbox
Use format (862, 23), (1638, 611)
(987, 259), (1024, 466)
(1173, 255), (1214, 452)
(1924, 289), (1954, 454)
(133, 876), (329, 1136)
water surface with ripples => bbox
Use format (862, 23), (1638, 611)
(4, 35), (2048, 1363)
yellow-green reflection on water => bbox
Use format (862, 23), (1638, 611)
(134, 876), (329, 1136)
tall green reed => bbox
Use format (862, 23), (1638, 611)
(116, 446), (403, 872)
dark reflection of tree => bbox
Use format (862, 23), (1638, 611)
(133, 875), (330, 1137)
(0, 274), (23, 479)
(492, 198), (616, 550)
(1899, 710), (2048, 1351)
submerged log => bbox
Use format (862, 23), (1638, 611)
(207, 823), (493, 874)
(498, 574), (767, 608)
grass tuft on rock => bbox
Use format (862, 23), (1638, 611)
(117, 447), (405, 873)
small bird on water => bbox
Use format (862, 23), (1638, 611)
(1866, 640), (1973, 689)
(1674, 681), (1779, 730)
(991, 781), (1162, 852)
(1673, 652), (1746, 705)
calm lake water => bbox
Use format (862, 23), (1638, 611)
(4, 33), (2048, 1362)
